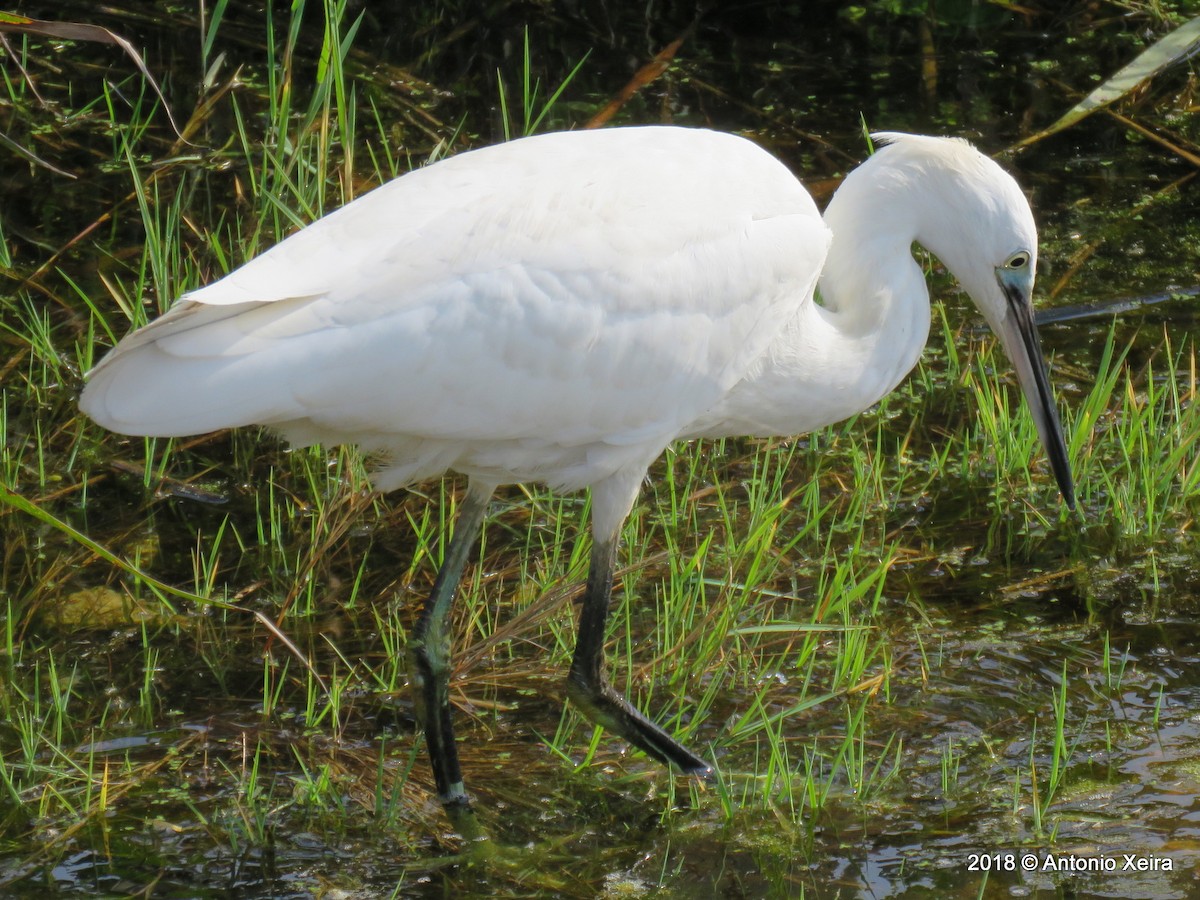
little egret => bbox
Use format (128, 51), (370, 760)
(80, 126), (1074, 820)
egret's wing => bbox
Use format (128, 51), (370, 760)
(81, 128), (828, 459)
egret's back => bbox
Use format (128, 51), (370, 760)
(80, 127), (829, 489)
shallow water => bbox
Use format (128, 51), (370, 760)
(4, 2), (1200, 897)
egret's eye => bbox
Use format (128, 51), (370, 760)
(1005, 251), (1031, 270)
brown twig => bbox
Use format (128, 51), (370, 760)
(586, 30), (692, 129)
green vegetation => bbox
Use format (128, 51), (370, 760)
(2, 1), (1200, 896)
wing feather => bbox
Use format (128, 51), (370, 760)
(81, 127), (829, 478)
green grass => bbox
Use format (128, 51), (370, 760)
(2, 2), (1200, 897)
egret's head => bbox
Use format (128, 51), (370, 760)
(868, 134), (1036, 318)
(871, 133), (1074, 509)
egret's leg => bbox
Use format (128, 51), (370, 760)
(566, 534), (713, 776)
(408, 482), (493, 817)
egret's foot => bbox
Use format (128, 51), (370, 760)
(442, 796), (492, 850)
(424, 805), (576, 893)
(566, 675), (713, 775)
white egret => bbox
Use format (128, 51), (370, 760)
(80, 126), (1074, 823)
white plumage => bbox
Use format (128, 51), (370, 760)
(80, 125), (1074, 817)
(83, 128), (831, 493)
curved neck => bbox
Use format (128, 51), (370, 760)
(810, 154), (935, 392)
(821, 163), (921, 317)
(776, 157), (936, 425)
(686, 155), (936, 440)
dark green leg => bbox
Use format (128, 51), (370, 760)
(408, 483), (493, 820)
(566, 536), (712, 775)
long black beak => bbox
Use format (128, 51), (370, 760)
(997, 282), (1076, 510)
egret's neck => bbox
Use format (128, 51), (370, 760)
(685, 162), (935, 440)
(791, 171), (935, 414)
(821, 179), (922, 316)
(814, 158), (941, 387)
